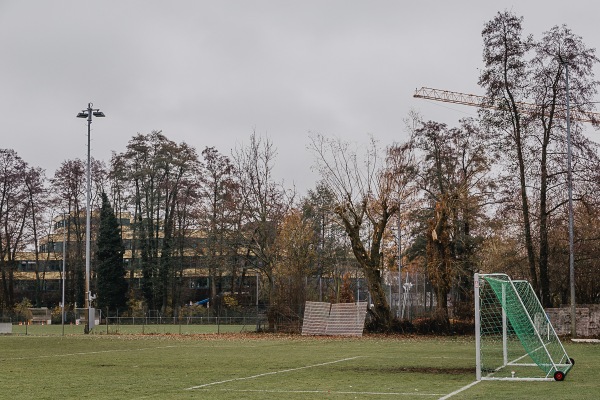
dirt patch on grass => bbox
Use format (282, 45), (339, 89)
(342, 366), (475, 375)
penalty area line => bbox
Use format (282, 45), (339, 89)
(201, 388), (443, 396)
(202, 388), (442, 396)
(438, 380), (480, 400)
(185, 356), (362, 390)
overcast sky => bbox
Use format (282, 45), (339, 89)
(1, 1), (599, 195)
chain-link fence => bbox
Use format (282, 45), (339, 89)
(1, 268), (459, 335)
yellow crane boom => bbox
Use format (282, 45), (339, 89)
(413, 86), (598, 124)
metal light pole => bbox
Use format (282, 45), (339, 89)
(396, 213), (402, 319)
(62, 213), (67, 336)
(564, 64), (577, 338)
(77, 103), (105, 334)
(255, 272), (260, 331)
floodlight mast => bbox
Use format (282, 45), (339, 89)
(62, 212), (67, 336)
(396, 205), (402, 318)
(77, 102), (105, 334)
(564, 63), (576, 339)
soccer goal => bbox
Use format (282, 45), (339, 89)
(474, 273), (574, 381)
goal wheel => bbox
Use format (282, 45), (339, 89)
(554, 371), (565, 381)
(569, 358), (575, 366)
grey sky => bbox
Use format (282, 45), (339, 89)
(1, 1), (599, 195)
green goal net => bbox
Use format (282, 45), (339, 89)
(475, 273), (574, 381)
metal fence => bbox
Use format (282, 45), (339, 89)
(1, 270), (446, 335)
(101, 315), (266, 335)
(315, 270), (438, 320)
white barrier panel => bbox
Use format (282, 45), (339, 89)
(0, 322), (12, 334)
(302, 301), (367, 337)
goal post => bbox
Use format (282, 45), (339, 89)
(475, 273), (574, 381)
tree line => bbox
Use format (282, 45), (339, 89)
(1, 11), (600, 331)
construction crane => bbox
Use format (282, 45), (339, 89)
(413, 86), (599, 124)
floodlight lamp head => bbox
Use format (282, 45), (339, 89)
(77, 112), (88, 118)
(92, 111), (105, 117)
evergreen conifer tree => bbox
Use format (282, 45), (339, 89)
(96, 192), (128, 313)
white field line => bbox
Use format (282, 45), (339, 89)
(185, 356), (363, 390)
(202, 388), (443, 396)
(0, 345), (181, 361)
(437, 380), (480, 400)
(1, 342), (260, 362)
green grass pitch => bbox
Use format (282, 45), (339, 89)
(1, 332), (598, 399)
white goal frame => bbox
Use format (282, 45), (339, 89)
(474, 273), (573, 381)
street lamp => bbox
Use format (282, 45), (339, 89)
(564, 64), (576, 338)
(77, 103), (105, 334)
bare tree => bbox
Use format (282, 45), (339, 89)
(51, 159), (86, 306)
(479, 11), (600, 306)
(301, 181), (351, 302)
(273, 208), (316, 315)
(50, 158), (106, 307)
(23, 166), (48, 306)
(309, 134), (415, 331)
(117, 131), (199, 313)
(529, 24), (599, 306)
(199, 147), (237, 303)
(479, 11), (539, 293)
(171, 174), (201, 308)
(413, 119), (494, 322)
(0, 150), (35, 309)
(233, 133), (291, 308)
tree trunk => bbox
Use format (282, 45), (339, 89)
(362, 264), (392, 330)
(343, 220), (393, 331)
(515, 131), (539, 293)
